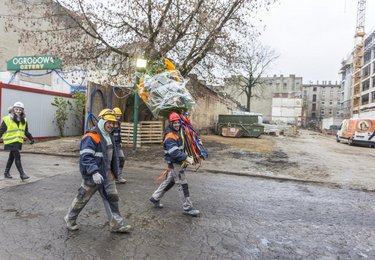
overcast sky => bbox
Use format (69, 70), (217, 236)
(257, 0), (375, 84)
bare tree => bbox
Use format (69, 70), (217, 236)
(228, 42), (278, 112)
(3, 0), (276, 84)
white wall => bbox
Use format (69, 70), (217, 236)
(1, 87), (81, 137)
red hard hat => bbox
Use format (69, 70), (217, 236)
(168, 112), (180, 122)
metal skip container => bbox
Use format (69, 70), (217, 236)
(216, 114), (264, 138)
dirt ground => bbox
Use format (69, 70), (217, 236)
(6, 129), (375, 191)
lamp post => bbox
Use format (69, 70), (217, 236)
(133, 58), (147, 151)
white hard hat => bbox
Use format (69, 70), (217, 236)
(13, 101), (24, 109)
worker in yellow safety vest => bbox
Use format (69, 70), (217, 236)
(0, 102), (34, 180)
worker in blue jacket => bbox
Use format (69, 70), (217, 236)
(149, 112), (200, 217)
(64, 109), (131, 233)
(113, 107), (126, 184)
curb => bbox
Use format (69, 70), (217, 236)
(3, 151), (374, 193)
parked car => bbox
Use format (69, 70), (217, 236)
(336, 118), (375, 147)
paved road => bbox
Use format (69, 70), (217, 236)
(0, 154), (374, 259)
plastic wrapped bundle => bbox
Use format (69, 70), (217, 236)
(138, 69), (195, 118)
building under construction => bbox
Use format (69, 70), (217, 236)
(347, 0), (375, 118)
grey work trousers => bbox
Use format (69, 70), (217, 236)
(65, 176), (125, 228)
(116, 145), (125, 178)
(151, 163), (193, 211)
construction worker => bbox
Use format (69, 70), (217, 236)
(0, 102), (34, 180)
(149, 111), (200, 217)
(64, 109), (131, 233)
(113, 107), (126, 184)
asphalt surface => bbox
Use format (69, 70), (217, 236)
(0, 153), (375, 259)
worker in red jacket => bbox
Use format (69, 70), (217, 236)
(149, 112), (200, 217)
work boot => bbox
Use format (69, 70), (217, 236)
(110, 224), (132, 233)
(116, 177), (127, 184)
(183, 208), (200, 217)
(4, 168), (12, 179)
(149, 197), (163, 208)
(64, 215), (79, 231)
(109, 218), (132, 233)
(15, 160), (29, 180)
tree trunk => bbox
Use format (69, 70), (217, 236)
(246, 86), (252, 112)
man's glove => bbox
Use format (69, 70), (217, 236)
(92, 172), (103, 184)
(186, 156), (194, 165)
(30, 139), (35, 145)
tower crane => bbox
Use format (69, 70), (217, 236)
(351, 0), (366, 115)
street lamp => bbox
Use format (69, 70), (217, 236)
(133, 57), (147, 151)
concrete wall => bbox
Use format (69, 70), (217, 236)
(322, 117), (342, 130)
(186, 77), (242, 133)
(271, 96), (302, 125)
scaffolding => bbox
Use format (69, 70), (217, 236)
(351, 0), (366, 115)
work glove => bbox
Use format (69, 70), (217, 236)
(92, 172), (103, 184)
(30, 139), (35, 145)
(186, 156), (194, 165)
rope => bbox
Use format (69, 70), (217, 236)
(179, 112), (209, 171)
(84, 88), (107, 131)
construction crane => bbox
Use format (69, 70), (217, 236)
(351, 0), (366, 115)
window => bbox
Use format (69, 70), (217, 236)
(362, 93), (369, 105)
(313, 87), (317, 92)
(363, 65), (370, 78)
(320, 109), (325, 115)
(321, 101), (325, 105)
(312, 94), (317, 102)
(312, 112), (316, 118)
(329, 109), (332, 115)
(364, 50), (371, 65)
(312, 104), (316, 111)
(363, 79), (370, 92)
(329, 100), (333, 105)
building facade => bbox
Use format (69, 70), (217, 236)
(352, 28), (375, 118)
(302, 82), (341, 128)
(0, 0), (88, 94)
(223, 74), (303, 124)
(338, 54), (353, 118)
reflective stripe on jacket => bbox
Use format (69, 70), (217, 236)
(2, 115), (26, 145)
(79, 127), (120, 181)
(163, 126), (187, 163)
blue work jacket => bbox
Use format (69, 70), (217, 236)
(79, 127), (120, 181)
(163, 126), (187, 164)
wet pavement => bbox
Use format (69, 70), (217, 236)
(0, 153), (375, 259)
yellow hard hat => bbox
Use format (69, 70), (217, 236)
(98, 109), (117, 122)
(113, 107), (122, 115)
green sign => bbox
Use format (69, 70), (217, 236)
(7, 55), (62, 70)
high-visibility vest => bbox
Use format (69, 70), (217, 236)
(2, 115), (27, 145)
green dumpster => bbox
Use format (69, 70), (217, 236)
(217, 114), (264, 138)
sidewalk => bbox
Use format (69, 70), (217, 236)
(1, 132), (372, 192)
